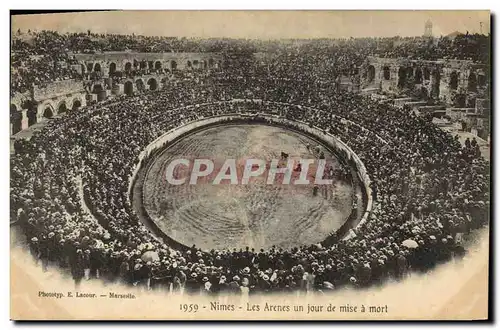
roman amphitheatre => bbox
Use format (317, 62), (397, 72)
(10, 21), (490, 300)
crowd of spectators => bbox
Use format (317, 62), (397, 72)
(11, 51), (489, 296)
(11, 29), (490, 96)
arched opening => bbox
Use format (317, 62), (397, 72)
(423, 67), (430, 80)
(193, 60), (199, 68)
(92, 84), (105, 101)
(10, 105), (22, 134)
(186, 60), (192, 69)
(478, 74), (486, 87)
(133, 60), (139, 68)
(72, 99), (82, 111)
(398, 67), (407, 88)
(202, 60), (207, 69)
(171, 60), (177, 71)
(467, 97), (476, 108)
(406, 67), (413, 78)
(455, 93), (466, 108)
(147, 78), (158, 91)
(27, 108), (37, 126)
(431, 69), (441, 98)
(109, 62), (117, 75)
(43, 107), (53, 119)
(92, 84), (103, 94)
(58, 102), (67, 114)
(125, 62), (132, 72)
(154, 61), (162, 71)
(140, 61), (147, 70)
(383, 66), (391, 80)
(468, 72), (477, 92)
(86, 63), (94, 72)
(136, 79), (145, 92)
(94, 63), (101, 72)
(124, 81), (133, 96)
(367, 65), (375, 83)
(208, 58), (214, 67)
(420, 87), (429, 101)
(148, 61), (154, 70)
(449, 71), (459, 90)
(415, 68), (423, 84)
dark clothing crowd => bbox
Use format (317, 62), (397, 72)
(11, 34), (490, 296)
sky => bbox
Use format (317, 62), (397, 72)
(11, 10), (491, 39)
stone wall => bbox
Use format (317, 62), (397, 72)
(71, 52), (224, 75)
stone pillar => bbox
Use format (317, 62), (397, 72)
(36, 104), (45, 123)
(21, 110), (29, 130)
(117, 83), (125, 95)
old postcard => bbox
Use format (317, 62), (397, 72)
(10, 10), (491, 320)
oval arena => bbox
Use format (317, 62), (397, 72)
(132, 111), (370, 251)
(11, 29), (490, 295)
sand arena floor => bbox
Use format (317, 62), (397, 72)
(140, 124), (362, 251)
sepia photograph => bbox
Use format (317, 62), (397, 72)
(9, 10), (491, 321)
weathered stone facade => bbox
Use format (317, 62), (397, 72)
(71, 52), (224, 77)
(10, 52), (225, 135)
(361, 56), (490, 139)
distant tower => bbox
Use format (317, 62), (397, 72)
(424, 19), (433, 37)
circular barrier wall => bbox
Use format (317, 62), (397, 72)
(130, 105), (372, 251)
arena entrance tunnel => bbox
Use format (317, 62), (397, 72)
(128, 102), (373, 252)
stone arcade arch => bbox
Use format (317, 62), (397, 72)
(202, 60), (207, 69)
(450, 71), (459, 90)
(10, 104), (22, 134)
(208, 58), (214, 67)
(423, 67), (430, 81)
(92, 84), (106, 101)
(415, 68), (423, 84)
(148, 61), (154, 70)
(383, 66), (391, 80)
(154, 61), (162, 71)
(125, 62), (132, 72)
(193, 60), (199, 69)
(94, 63), (101, 72)
(455, 93), (466, 108)
(420, 87), (429, 101)
(147, 78), (158, 91)
(367, 65), (376, 83)
(398, 67), (407, 88)
(72, 99), (82, 111)
(478, 74), (486, 87)
(136, 79), (145, 92)
(58, 102), (67, 114)
(171, 60), (177, 71)
(186, 60), (192, 69)
(92, 84), (104, 94)
(43, 106), (54, 119)
(124, 81), (134, 96)
(27, 108), (37, 126)
(431, 69), (441, 99)
(468, 72), (477, 92)
(406, 67), (414, 78)
(140, 60), (147, 70)
(109, 62), (117, 75)
(86, 63), (94, 72)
